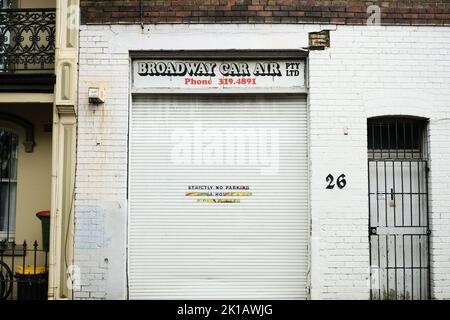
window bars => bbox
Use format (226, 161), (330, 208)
(368, 117), (428, 160)
(0, 129), (18, 242)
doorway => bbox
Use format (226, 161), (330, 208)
(368, 117), (430, 300)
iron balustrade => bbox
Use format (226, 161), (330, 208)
(0, 240), (49, 300)
(0, 8), (55, 72)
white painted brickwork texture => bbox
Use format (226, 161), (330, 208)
(76, 24), (450, 300)
(308, 25), (450, 300)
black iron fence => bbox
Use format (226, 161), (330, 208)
(0, 240), (49, 300)
(0, 8), (56, 72)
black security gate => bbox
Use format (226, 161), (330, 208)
(368, 117), (430, 300)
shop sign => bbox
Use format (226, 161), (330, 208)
(132, 59), (306, 93)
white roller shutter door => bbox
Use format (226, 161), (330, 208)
(129, 95), (308, 299)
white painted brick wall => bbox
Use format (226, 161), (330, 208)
(76, 24), (450, 300)
(76, 25), (130, 300)
(75, 24), (320, 300)
(309, 25), (450, 299)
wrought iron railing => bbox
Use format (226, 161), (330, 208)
(0, 8), (56, 72)
(0, 240), (49, 300)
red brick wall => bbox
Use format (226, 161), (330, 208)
(80, 0), (450, 25)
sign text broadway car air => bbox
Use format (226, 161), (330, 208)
(137, 61), (287, 77)
(132, 59), (306, 93)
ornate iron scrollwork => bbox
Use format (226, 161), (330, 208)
(0, 9), (56, 72)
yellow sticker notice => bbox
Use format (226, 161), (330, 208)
(223, 192), (252, 197)
(186, 192), (252, 197)
(186, 192), (212, 197)
(197, 199), (241, 203)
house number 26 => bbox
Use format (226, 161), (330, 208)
(326, 174), (347, 189)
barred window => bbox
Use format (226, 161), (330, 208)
(0, 128), (18, 241)
(368, 117), (428, 160)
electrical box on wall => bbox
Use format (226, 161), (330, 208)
(88, 87), (106, 105)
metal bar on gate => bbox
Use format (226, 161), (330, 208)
(425, 161), (431, 299)
(21, 240), (26, 297)
(386, 235), (389, 298)
(383, 267), (426, 270)
(368, 159), (373, 300)
(419, 236), (422, 300)
(411, 235), (414, 300)
(34, 241), (38, 300)
(403, 235), (406, 300)
(376, 161), (380, 226)
(372, 192), (424, 196)
(401, 161), (405, 227)
(384, 161), (388, 227)
(387, 122), (391, 159)
(380, 122), (383, 158)
(378, 234), (381, 299)
(395, 120), (399, 159)
(418, 161), (421, 227)
(33, 241), (37, 276)
(409, 162), (413, 227)
(393, 161), (396, 227)
(403, 121), (407, 159)
(372, 123), (376, 159)
(394, 235), (398, 300)
(419, 123), (423, 158)
(421, 126), (425, 159)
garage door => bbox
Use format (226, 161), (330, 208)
(129, 95), (308, 299)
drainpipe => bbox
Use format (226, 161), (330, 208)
(47, 0), (62, 301)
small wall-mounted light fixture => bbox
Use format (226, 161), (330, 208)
(88, 87), (106, 105)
